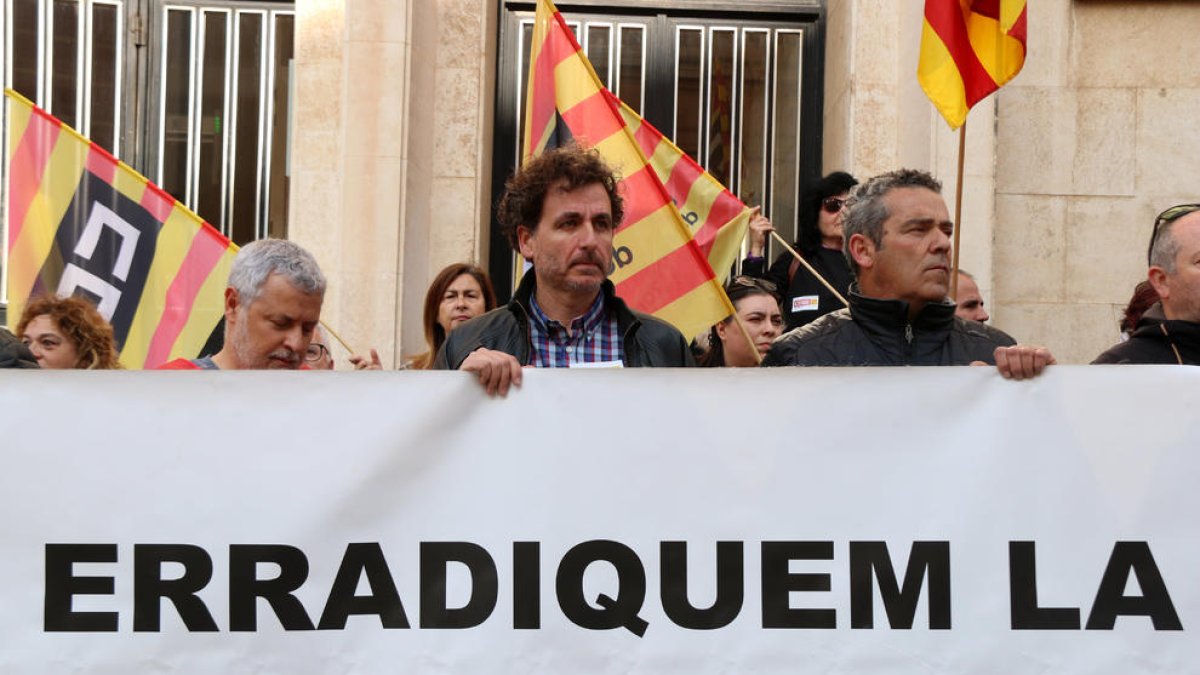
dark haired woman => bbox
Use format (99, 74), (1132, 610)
(406, 263), (497, 369)
(698, 277), (783, 367)
(743, 171), (858, 331)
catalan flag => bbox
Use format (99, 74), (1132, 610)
(524, 0), (737, 339)
(918, 0), (1027, 129)
(5, 89), (236, 368)
(615, 95), (751, 291)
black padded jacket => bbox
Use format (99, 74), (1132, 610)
(433, 272), (694, 369)
(762, 287), (1016, 367)
(1092, 304), (1200, 365)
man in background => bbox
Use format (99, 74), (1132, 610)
(953, 269), (989, 323)
(1094, 204), (1200, 365)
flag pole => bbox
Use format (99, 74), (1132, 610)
(768, 231), (849, 307)
(729, 310), (763, 366)
(950, 119), (967, 301)
(319, 320), (356, 355)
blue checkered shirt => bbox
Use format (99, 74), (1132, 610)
(527, 292), (624, 367)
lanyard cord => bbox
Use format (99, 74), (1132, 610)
(1159, 323), (1184, 365)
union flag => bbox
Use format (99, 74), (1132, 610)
(5, 89), (236, 368)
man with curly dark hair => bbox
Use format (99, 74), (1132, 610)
(435, 143), (692, 394)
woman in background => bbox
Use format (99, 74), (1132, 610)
(407, 263), (497, 369)
(698, 277), (783, 368)
(744, 171), (858, 331)
(17, 295), (121, 369)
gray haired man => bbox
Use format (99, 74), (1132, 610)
(764, 168), (1054, 379)
(158, 239), (326, 370)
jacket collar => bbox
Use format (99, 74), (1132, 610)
(848, 284), (957, 338)
(1132, 301), (1200, 341)
(510, 269), (638, 333)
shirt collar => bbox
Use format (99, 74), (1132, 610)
(529, 291), (607, 336)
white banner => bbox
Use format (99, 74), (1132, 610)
(2, 367), (1199, 673)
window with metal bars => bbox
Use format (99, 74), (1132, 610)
(1, 0), (293, 311)
(491, 1), (826, 302)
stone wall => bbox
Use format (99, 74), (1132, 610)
(290, 0), (1198, 366)
(826, 0), (1199, 363)
(290, 0), (495, 367)
(994, 0), (1200, 363)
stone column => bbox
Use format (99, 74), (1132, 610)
(822, 0), (999, 317)
(289, 0), (497, 367)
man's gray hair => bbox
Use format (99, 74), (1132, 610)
(1149, 220), (1183, 273)
(228, 239), (326, 307)
(842, 168), (944, 276)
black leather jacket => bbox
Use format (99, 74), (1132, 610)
(1092, 303), (1200, 365)
(433, 272), (694, 369)
(763, 287), (1016, 367)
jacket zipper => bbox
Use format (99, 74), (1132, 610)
(904, 323), (914, 361)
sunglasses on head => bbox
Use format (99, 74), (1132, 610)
(1148, 203), (1200, 265)
(821, 197), (847, 214)
(730, 276), (778, 294)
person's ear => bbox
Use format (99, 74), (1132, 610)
(1148, 267), (1170, 302)
(224, 287), (239, 322)
(848, 233), (875, 270)
(714, 320), (729, 343)
(517, 225), (536, 260)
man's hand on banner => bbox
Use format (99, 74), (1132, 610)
(972, 345), (1057, 380)
(461, 348), (523, 396)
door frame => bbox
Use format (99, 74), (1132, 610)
(489, 0), (826, 302)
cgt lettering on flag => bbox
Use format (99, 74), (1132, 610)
(5, 88), (237, 368)
(38, 173), (163, 347)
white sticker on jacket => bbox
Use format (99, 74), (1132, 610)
(570, 359), (624, 369)
(792, 295), (820, 312)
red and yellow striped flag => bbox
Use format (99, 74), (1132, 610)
(5, 89), (236, 368)
(614, 95), (751, 291)
(524, 0), (736, 339)
(918, 0), (1027, 129)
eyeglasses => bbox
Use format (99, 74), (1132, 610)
(1148, 203), (1200, 265)
(821, 197), (847, 215)
(305, 342), (330, 363)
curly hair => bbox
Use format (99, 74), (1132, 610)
(16, 295), (122, 369)
(496, 143), (625, 250)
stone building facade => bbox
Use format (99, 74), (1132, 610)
(290, 0), (1200, 366)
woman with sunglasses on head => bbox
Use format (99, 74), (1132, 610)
(698, 277), (784, 368)
(743, 171), (858, 331)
